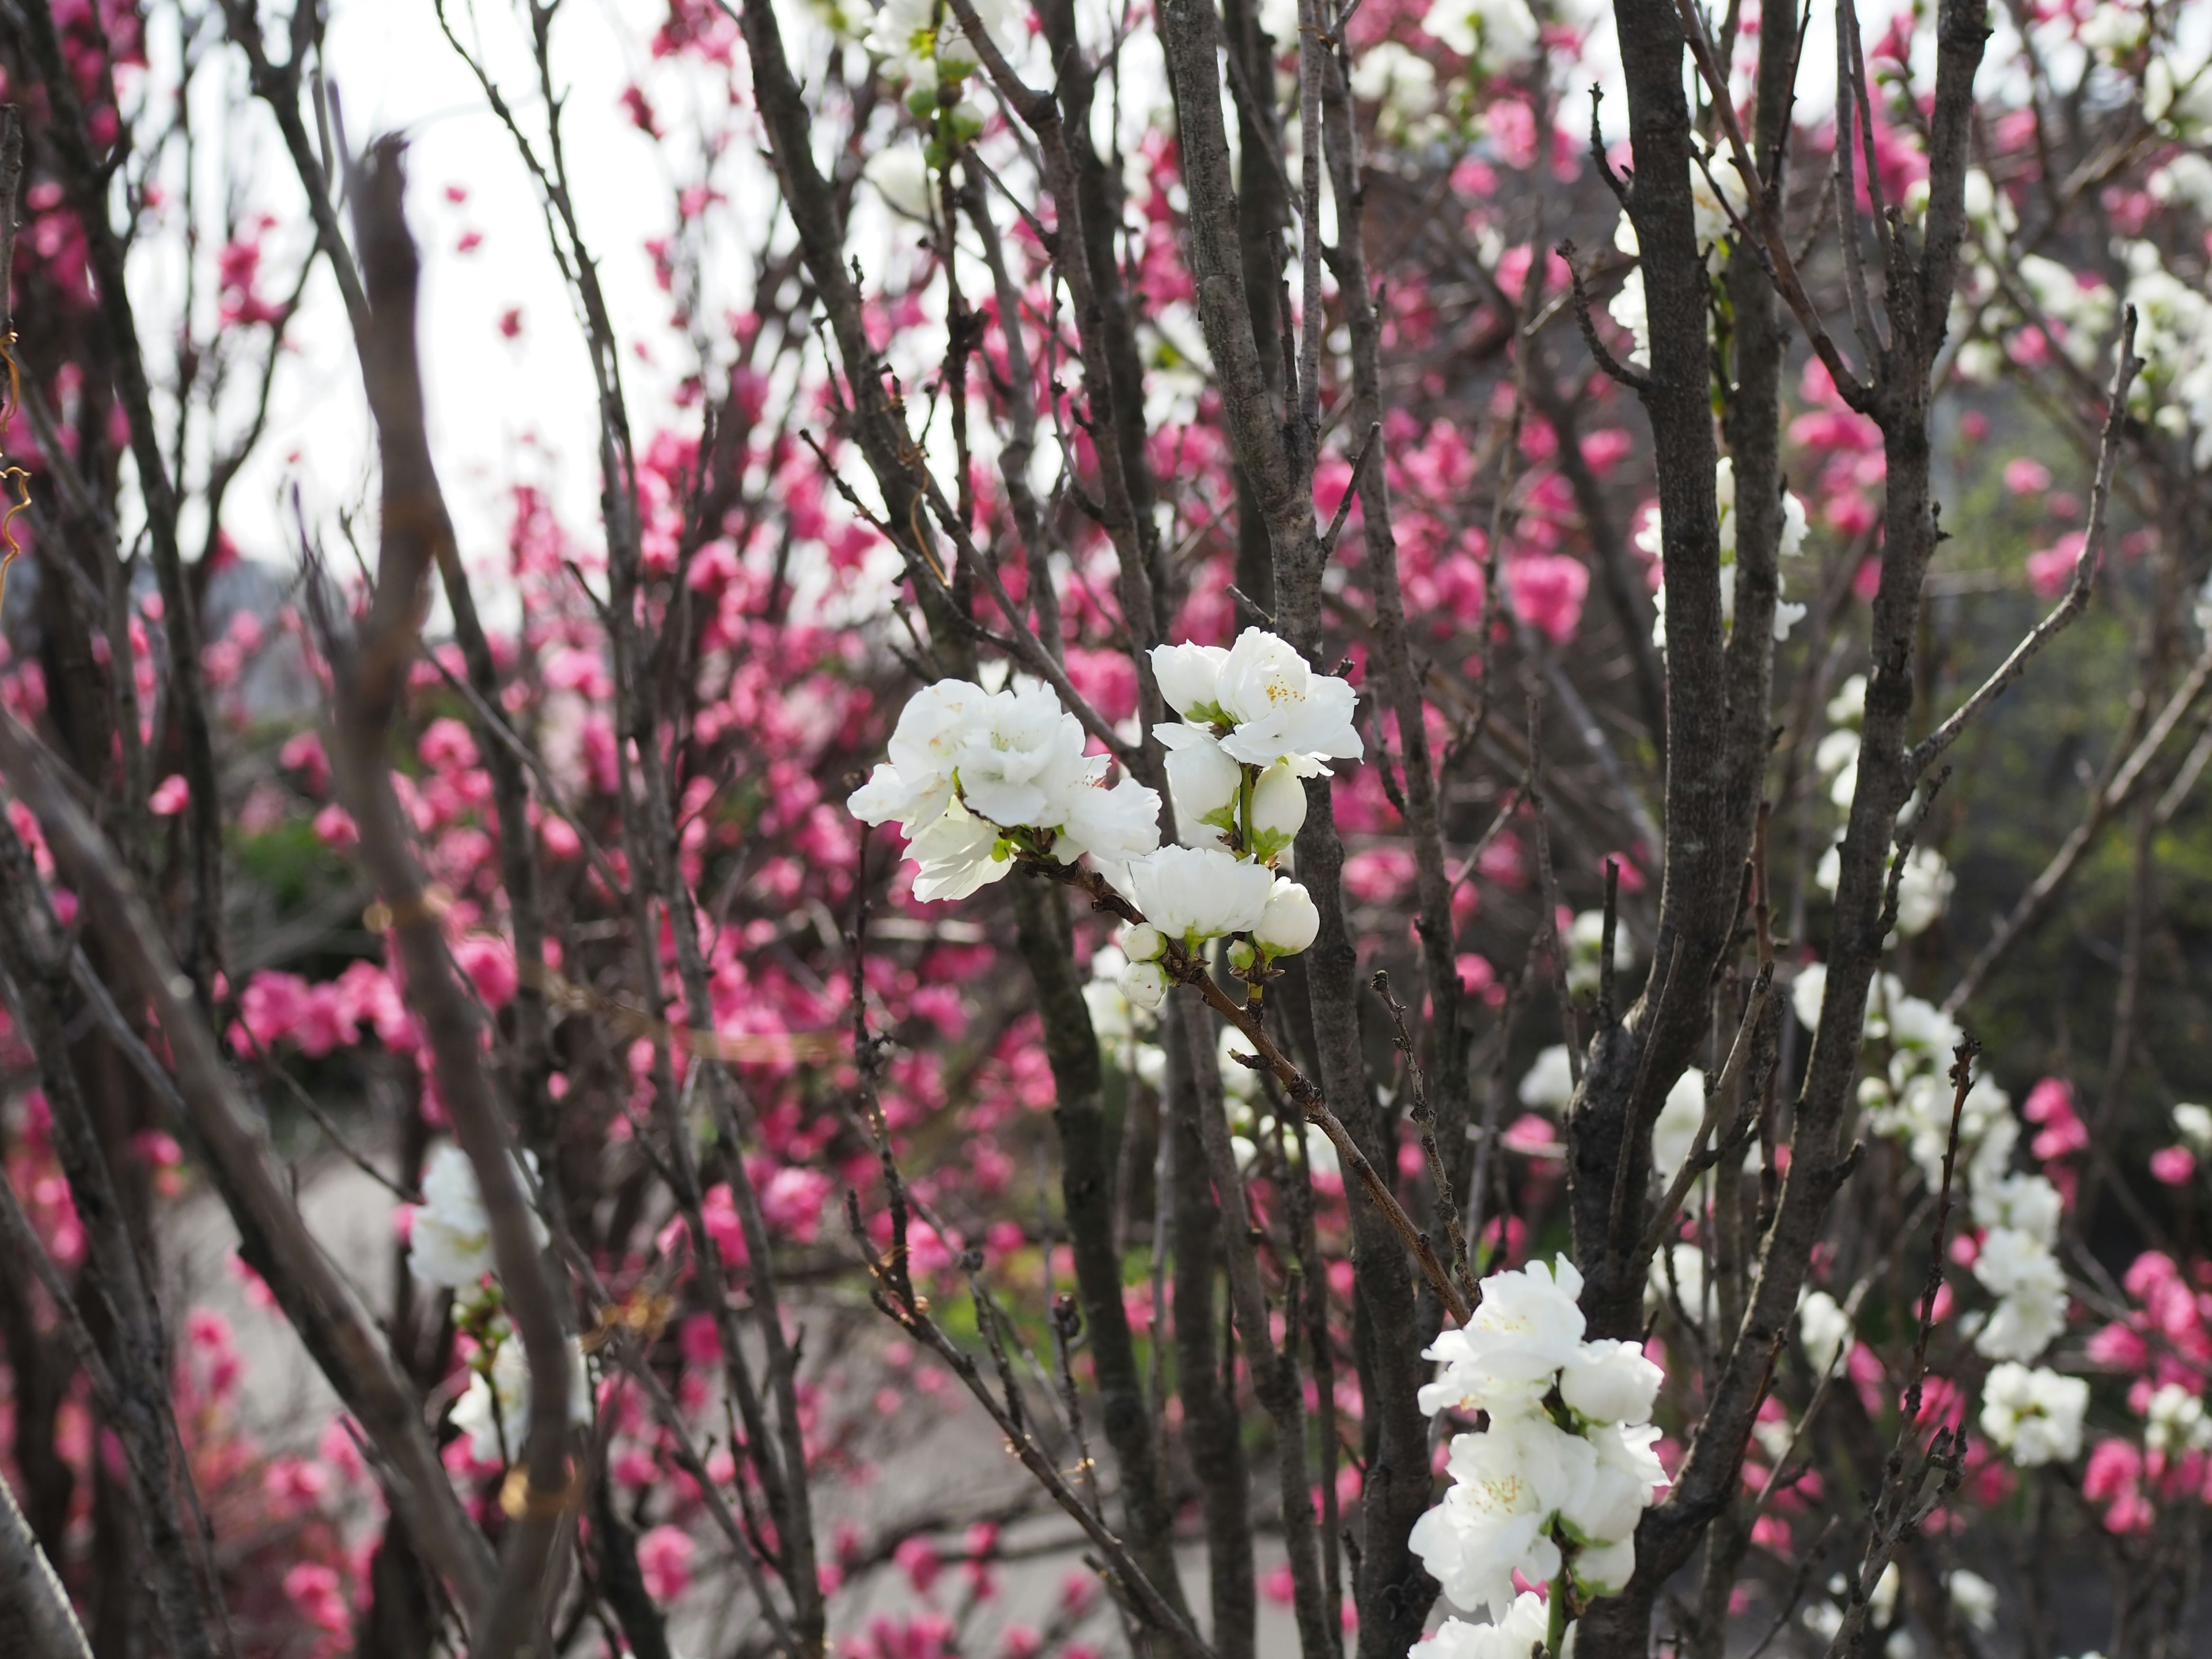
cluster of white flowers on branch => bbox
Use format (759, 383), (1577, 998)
(850, 635), (1487, 1333)
(407, 1142), (550, 1291)
(847, 677), (1165, 902)
(403, 1143), (590, 1464)
(1411, 1257), (1667, 1652)
(851, 628), (1347, 1007)
(1791, 967), (2071, 1368)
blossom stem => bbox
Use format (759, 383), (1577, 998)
(1546, 1565), (1572, 1658)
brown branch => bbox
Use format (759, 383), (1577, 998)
(1030, 857), (1472, 1325)
(0, 1463), (88, 1659)
(1910, 309), (2142, 774)
(0, 712), (499, 1628)
(328, 140), (575, 1656)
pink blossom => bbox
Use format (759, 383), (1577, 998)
(454, 935), (520, 1008)
(2002, 457), (2052, 494)
(1502, 1113), (1559, 1152)
(313, 804), (359, 849)
(150, 774), (190, 815)
(1506, 553), (1590, 643)
(636, 1525), (694, 1602)
(2087, 1320), (2149, 1373)
(2027, 531), (2086, 599)
(760, 1165), (832, 1241)
(894, 1535), (943, 1594)
(2151, 1146), (2196, 1185)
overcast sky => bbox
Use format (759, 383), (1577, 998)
(188, 0), (684, 617)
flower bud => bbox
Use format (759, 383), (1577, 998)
(1120, 923), (1165, 963)
(1158, 728), (1243, 849)
(1254, 879), (1320, 958)
(1249, 762), (1306, 860)
(1119, 960), (1169, 1011)
(1226, 938), (1256, 971)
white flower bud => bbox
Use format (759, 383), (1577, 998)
(1249, 761), (1306, 860)
(1150, 641), (1231, 722)
(1119, 960), (1169, 1011)
(1255, 879), (1320, 958)
(1157, 725), (1243, 849)
(1120, 923), (1165, 963)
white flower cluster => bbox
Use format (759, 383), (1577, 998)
(2145, 1381), (2212, 1456)
(854, 632), (1351, 1011)
(1791, 966), (2069, 1365)
(1221, 1026), (1336, 1185)
(864, 0), (1016, 127)
(2175, 1102), (2212, 1155)
(2116, 238), (2212, 467)
(1410, 1590), (1551, 1659)
(849, 676), (1164, 902)
(1969, 1170), (2070, 1362)
(1565, 910), (1636, 998)
(1798, 1289), (1855, 1371)
(407, 1142), (550, 1293)
(1806, 681), (1955, 933)
(1978, 1361), (2088, 1465)
(403, 1144), (593, 1465)
(1419, 0), (1538, 69)
(452, 1324), (595, 1465)
(1606, 156), (1748, 370)
(1805, 1563), (1994, 1657)
(1645, 457), (1812, 650)
(1412, 1257), (1666, 1631)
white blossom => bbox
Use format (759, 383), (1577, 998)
(1972, 1173), (2063, 1247)
(1211, 630), (1363, 775)
(1979, 1362), (2087, 1465)
(1559, 1340), (1664, 1426)
(1411, 1592), (1551, 1659)
(1518, 1045), (1577, 1111)
(408, 1143), (547, 1291)
(1948, 1571), (1998, 1634)
(1119, 959), (1171, 1012)
(904, 795), (1008, 903)
(1412, 1412), (1584, 1616)
(865, 0), (1016, 88)
(1124, 846), (1276, 947)
(1566, 910), (1635, 997)
(1608, 267), (1652, 369)
(851, 677), (1160, 898)
(1894, 848), (1956, 936)
(1420, 1256), (1588, 1418)
(847, 677), (990, 834)
(2145, 1382), (2212, 1455)
(1152, 641), (1232, 721)
(1420, 0), (1538, 64)
(1799, 1290), (1855, 1372)
(1974, 1229), (2069, 1362)
(1647, 1244), (1707, 1318)
(451, 1328), (594, 1464)
(1649, 1069), (1708, 1187)
(2173, 1102), (2212, 1155)
(1122, 923), (1165, 963)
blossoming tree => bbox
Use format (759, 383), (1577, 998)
(5, 0), (2212, 1655)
